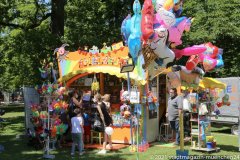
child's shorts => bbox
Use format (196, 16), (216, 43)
(72, 133), (82, 143)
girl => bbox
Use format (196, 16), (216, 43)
(93, 93), (113, 154)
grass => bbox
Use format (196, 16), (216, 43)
(0, 104), (239, 160)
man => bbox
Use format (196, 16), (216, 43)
(166, 88), (183, 145)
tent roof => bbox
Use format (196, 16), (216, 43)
(198, 77), (226, 89)
(59, 65), (146, 85)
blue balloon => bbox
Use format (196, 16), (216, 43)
(216, 54), (224, 68)
(128, 37), (141, 64)
(121, 14), (131, 45)
(128, 0), (142, 64)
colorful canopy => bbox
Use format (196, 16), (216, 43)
(199, 77), (226, 89)
(181, 77), (226, 90)
(57, 43), (146, 85)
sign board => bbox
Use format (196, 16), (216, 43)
(23, 87), (40, 134)
(215, 77), (240, 117)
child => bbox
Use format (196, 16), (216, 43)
(102, 94), (111, 114)
(71, 108), (84, 156)
(83, 108), (91, 144)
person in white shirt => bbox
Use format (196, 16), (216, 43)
(71, 108), (84, 156)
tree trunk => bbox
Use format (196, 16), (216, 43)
(51, 0), (66, 37)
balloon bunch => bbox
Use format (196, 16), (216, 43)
(174, 42), (224, 72)
(216, 94), (231, 107)
(121, 0), (191, 69)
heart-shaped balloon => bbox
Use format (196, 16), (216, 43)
(203, 56), (217, 71)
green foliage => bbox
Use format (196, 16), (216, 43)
(64, 0), (132, 48)
(0, 0), (240, 90)
(182, 0), (240, 77)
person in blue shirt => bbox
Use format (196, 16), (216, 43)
(83, 108), (91, 144)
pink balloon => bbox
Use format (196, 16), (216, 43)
(168, 17), (192, 47)
(203, 55), (217, 71)
(173, 46), (206, 59)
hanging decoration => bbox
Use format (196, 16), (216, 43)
(91, 74), (99, 94)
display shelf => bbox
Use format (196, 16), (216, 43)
(191, 132), (211, 136)
(190, 147), (220, 152)
(189, 92), (220, 152)
(190, 119), (198, 122)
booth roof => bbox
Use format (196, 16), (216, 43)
(198, 77), (226, 89)
(181, 77), (227, 90)
(58, 65), (146, 85)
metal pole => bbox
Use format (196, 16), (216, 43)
(136, 110), (139, 160)
(43, 96), (55, 159)
(47, 97), (50, 155)
(127, 72), (133, 145)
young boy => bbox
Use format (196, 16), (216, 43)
(71, 108), (84, 156)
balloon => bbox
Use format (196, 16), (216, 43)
(105, 127), (114, 135)
(157, 8), (176, 28)
(222, 94), (229, 104)
(153, 13), (162, 30)
(171, 65), (204, 85)
(186, 55), (200, 70)
(170, 0), (183, 17)
(173, 46), (207, 59)
(216, 102), (223, 108)
(167, 71), (181, 88)
(128, 38), (141, 64)
(215, 54), (224, 68)
(121, 14), (131, 45)
(141, 0), (154, 44)
(149, 27), (175, 67)
(128, 0), (142, 64)
(168, 17), (192, 47)
(155, 0), (167, 12)
(163, 0), (174, 11)
(202, 55), (217, 71)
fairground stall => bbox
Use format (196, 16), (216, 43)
(56, 42), (160, 145)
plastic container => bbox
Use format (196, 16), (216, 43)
(206, 142), (213, 149)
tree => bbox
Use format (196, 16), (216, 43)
(181, 0), (240, 77)
(0, 0), (240, 92)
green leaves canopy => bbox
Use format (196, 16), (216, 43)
(0, 0), (239, 91)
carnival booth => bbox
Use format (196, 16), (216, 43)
(56, 42), (160, 145)
(176, 76), (227, 152)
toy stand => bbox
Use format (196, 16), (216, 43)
(43, 95), (55, 159)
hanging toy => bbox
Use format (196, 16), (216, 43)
(54, 44), (69, 62)
(91, 74), (99, 93)
(222, 94), (231, 106)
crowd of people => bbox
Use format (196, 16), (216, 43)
(59, 89), (113, 156)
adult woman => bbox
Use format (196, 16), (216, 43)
(68, 90), (83, 119)
(93, 93), (113, 154)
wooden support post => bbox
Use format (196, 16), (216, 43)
(100, 73), (104, 95)
(179, 111), (184, 151)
